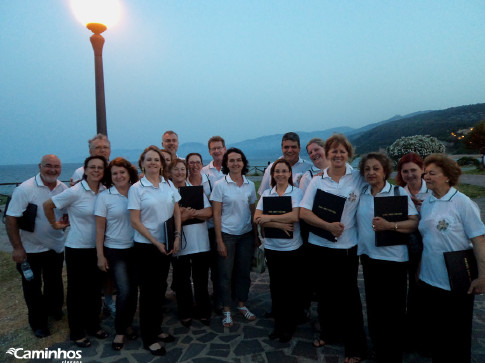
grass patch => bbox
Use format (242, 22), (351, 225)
(456, 183), (485, 199)
(0, 251), (69, 351)
(463, 168), (485, 175)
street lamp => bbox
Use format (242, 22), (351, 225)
(70, 0), (122, 136)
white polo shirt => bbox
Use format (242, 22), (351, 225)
(94, 186), (134, 249)
(300, 164), (365, 249)
(357, 182), (418, 262)
(127, 176), (181, 244)
(71, 166), (84, 184)
(7, 174), (67, 253)
(52, 180), (106, 249)
(403, 179), (432, 203)
(298, 166), (323, 193)
(177, 181), (211, 256)
(256, 185), (303, 251)
(419, 187), (485, 291)
(210, 175), (257, 235)
(258, 157), (312, 195)
(201, 160), (225, 187)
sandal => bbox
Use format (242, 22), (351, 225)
(111, 335), (125, 351)
(74, 337), (91, 348)
(222, 311), (233, 327)
(157, 332), (175, 343)
(344, 357), (362, 363)
(313, 334), (326, 348)
(144, 342), (166, 356)
(236, 306), (256, 321)
(90, 329), (109, 339)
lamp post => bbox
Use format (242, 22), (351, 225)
(70, 0), (121, 136)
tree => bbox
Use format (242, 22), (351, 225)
(463, 120), (485, 153)
(386, 135), (446, 163)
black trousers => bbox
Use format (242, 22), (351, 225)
(134, 243), (171, 346)
(309, 244), (367, 358)
(172, 251), (211, 320)
(404, 249), (423, 348)
(418, 280), (474, 363)
(265, 247), (304, 335)
(104, 246), (138, 335)
(65, 247), (102, 341)
(16, 250), (64, 331)
(208, 227), (220, 307)
(361, 255), (407, 363)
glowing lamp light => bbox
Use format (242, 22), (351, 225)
(70, 0), (121, 34)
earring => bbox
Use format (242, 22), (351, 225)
(142, 167), (145, 173)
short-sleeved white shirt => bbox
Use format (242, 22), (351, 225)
(127, 176), (181, 244)
(94, 186), (134, 249)
(201, 161), (225, 187)
(256, 185), (303, 251)
(71, 166), (84, 184)
(258, 157), (312, 195)
(6, 174), (68, 253)
(357, 182), (418, 262)
(298, 166), (323, 193)
(177, 181), (211, 256)
(210, 175), (257, 235)
(52, 180), (106, 249)
(419, 187), (485, 291)
(300, 164), (365, 249)
(403, 179), (432, 204)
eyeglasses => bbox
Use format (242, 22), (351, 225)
(87, 166), (105, 170)
(41, 164), (61, 169)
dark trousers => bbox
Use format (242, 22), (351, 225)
(208, 228), (220, 307)
(65, 247), (102, 341)
(134, 243), (171, 346)
(104, 246), (138, 335)
(419, 280), (474, 363)
(172, 251), (211, 320)
(16, 250), (64, 331)
(265, 247), (304, 335)
(361, 255), (407, 363)
(309, 244), (367, 358)
(405, 249), (423, 349)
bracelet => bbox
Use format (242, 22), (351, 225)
(174, 231), (181, 238)
(394, 223), (398, 231)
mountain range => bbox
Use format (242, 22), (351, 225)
(112, 103), (485, 163)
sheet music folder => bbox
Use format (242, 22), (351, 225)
(309, 189), (346, 242)
(374, 196), (408, 247)
(178, 185), (204, 225)
(444, 249), (478, 294)
(262, 196), (293, 239)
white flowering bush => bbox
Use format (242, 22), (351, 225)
(386, 135), (445, 163)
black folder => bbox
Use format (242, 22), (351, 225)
(19, 203), (37, 232)
(374, 196), (408, 247)
(164, 215), (175, 253)
(309, 189), (346, 242)
(444, 249), (478, 294)
(262, 196), (293, 239)
(178, 185), (204, 225)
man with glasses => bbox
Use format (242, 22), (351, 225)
(6, 155), (68, 338)
(70, 134), (111, 185)
(201, 136), (227, 314)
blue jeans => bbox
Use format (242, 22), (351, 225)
(217, 232), (254, 307)
(104, 246), (138, 335)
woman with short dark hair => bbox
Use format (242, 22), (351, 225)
(210, 147), (258, 327)
(418, 154), (485, 362)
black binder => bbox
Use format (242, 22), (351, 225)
(262, 196), (293, 239)
(2, 198), (37, 232)
(164, 216), (175, 252)
(374, 196), (408, 247)
(178, 185), (204, 225)
(444, 249), (478, 294)
(309, 189), (346, 242)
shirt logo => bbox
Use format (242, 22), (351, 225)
(437, 219), (449, 232)
(348, 192), (357, 202)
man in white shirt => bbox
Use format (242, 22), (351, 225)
(6, 155), (68, 338)
(201, 136), (227, 313)
(258, 132), (312, 195)
(70, 134), (111, 185)
(161, 130), (181, 159)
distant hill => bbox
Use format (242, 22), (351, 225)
(349, 103), (485, 154)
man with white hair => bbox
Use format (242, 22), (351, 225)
(70, 134), (111, 185)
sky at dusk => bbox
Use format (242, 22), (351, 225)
(1, 0), (485, 164)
